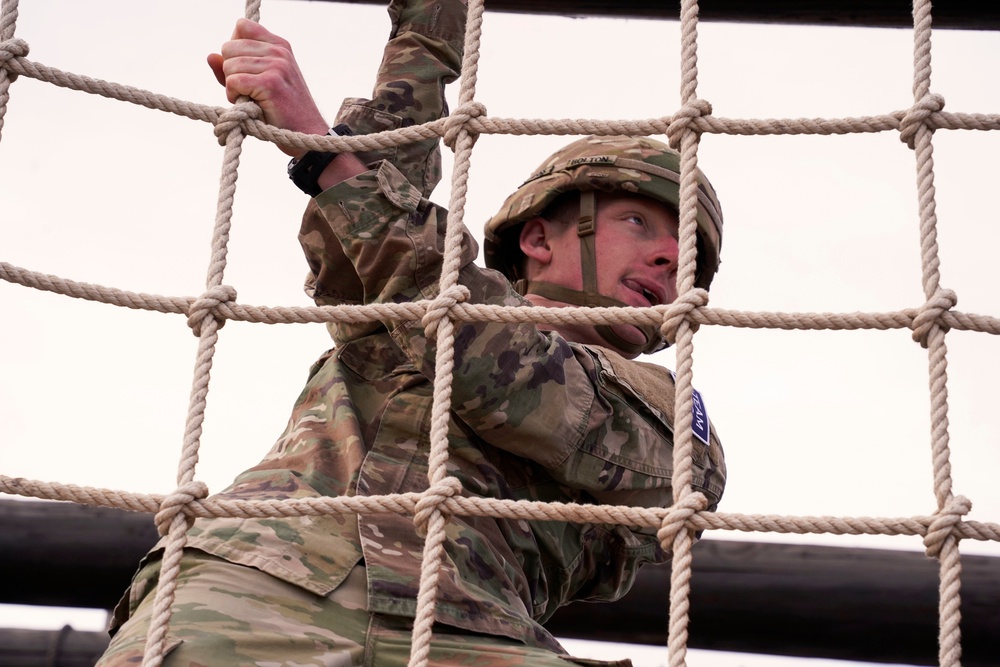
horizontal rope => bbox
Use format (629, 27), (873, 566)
(4, 473), (998, 543)
(2, 48), (1000, 154)
(4, 261), (999, 336)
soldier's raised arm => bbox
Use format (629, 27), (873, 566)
(295, 0), (468, 331)
(207, 1), (466, 196)
(332, 0), (467, 195)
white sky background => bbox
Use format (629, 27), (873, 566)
(1, 1), (998, 665)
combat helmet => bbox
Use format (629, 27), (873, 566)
(484, 135), (724, 355)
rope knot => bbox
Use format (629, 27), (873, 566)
(214, 101), (263, 146)
(0, 38), (29, 82)
(187, 285), (237, 337)
(413, 477), (462, 538)
(154, 481), (209, 537)
(910, 288), (956, 349)
(0, 37), (29, 62)
(666, 99), (713, 151)
(899, 93), (945, 150)
(659, 288), (709, 345)
(656, 492), (709, 551)
(423, 285), (470, 338)
(443, 102), (487, 151)
(923, 495), (971, 559)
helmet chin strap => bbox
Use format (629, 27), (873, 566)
(514, 190), (665, 356)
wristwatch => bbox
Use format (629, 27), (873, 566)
(287, 124), (353, 196)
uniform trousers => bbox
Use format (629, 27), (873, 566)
(96, 549), (625, 667)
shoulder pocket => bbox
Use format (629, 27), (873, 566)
(594, 347), (713, 468)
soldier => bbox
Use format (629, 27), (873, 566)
(97, 1), (726, 665)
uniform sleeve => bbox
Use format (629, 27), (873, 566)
(310, 161), (726, 512)
(333, 0), (465, 197)
(298, 0), (465, 319)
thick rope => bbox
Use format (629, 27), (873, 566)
(924, 495), (973, 559)
(905, 3), (964, 666)
(153, 481), (210, 538)
(1, 0), (998, 666)
(186, 285), (239, 337)
(407, 4), (487, 666)
(6, 472), (1000, 542)
(657, 492), (709, 551)
(0, 0), (23, 142)
(659, 288), (709, 346)
(1, 46), (997, 147)
(138, 1), (265, 665)
(663, 3), (708, 666)
(911, 288), (957, 349)
(420, 285), (471, 339)
(4, 259), (1000, 335)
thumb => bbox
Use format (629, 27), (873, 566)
(207, 53), (225, 87)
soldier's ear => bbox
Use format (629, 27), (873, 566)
(519, 217), (553, 266)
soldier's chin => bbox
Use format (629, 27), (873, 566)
(611, 323), (648, 350)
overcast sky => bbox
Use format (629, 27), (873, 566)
(1, 1), (998, 665)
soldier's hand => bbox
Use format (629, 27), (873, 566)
(208, 19), (328, 157)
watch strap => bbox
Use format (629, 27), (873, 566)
(287, 124), (353, 196)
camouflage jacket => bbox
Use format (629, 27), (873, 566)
(184, 155), (725, 650)
(180, 0), (725, 653)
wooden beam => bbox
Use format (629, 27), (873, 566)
(0, 499), (160, 609)
(547, 539), (1000, 666)
(1, 499), (998, 665)
(0, 627), (109, 667)
(319, 0), (1000, 31)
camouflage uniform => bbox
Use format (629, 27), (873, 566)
(98, 1), (725, 664)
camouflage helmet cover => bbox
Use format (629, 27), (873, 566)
(484, 135), (724, 291)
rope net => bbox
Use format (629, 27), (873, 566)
(2, 1), (999, 666)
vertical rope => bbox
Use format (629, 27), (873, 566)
(0, 0), (20, 141)
(911, 0), (952, 510)
(666, 2), (706, 667)
(908, 2), (962, 666)
(139, 3), (264, 666)
(407, 3), (486, 667)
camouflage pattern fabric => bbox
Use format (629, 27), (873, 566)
(99, 550), (633, 667)
(105, 171), (724, 656)
(100, 0), (726, 662)
(334, 0), (467, 197)
(291, 158), (725, 648)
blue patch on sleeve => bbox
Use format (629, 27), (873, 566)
(690, 386), (711, 445)
(670, 372), (711, 446)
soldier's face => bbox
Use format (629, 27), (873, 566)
(525, 192), (680, 350)
(589, 193), (680, 311)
